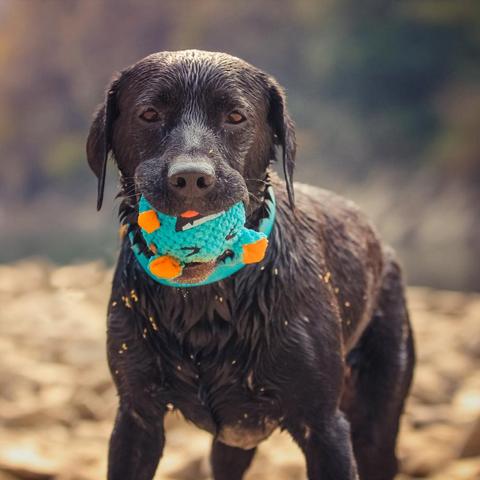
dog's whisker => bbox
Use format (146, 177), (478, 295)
(120, 190), (138, 198)
(121, 175), (151, 179)
(248, 192), (263, 204)
(245, 178), (269, 184)
(122, 195), (138, 200)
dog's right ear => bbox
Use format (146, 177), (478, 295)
(86, 75), (121, 211)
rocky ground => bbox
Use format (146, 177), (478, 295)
(0, 260), (479, 480)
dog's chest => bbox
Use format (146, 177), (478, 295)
(152, 313), (282, 448)
(139, 277), (286, 447)
(163, 360), (282, 448)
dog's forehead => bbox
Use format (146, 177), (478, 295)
(125, 50), (265, 100)
(142, 50), (254, 77)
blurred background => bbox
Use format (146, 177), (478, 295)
(1, 2), (480, 480)
(0, 0), (479, 290)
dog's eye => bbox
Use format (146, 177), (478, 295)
(225, 111), (246, 125)
(139, 108), (161, 123)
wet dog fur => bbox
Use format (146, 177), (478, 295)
(86, 50), (415, 480)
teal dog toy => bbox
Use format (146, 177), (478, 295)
(130, 187), (275, 287)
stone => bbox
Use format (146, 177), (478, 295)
(459, 415), (480, 458)
(49, 262), (106, 290)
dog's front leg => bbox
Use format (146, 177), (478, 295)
(210, 440), (256, 480)
(290, 410), (358, 480)
(106, 298), (166, 480)
(108, 405), (165, 480)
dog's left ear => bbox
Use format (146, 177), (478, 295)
(267, 79), (296, 209)
(86, 75), (121, 211)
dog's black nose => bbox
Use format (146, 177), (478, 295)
(168, 162), (215, 198)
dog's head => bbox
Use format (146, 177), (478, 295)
(87, 50), (296, 218)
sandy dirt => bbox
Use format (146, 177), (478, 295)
(0, 260), (479, 480)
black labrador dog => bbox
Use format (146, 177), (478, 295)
(87, 50), (415, 480)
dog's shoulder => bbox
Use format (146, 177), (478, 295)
(287, 182), (386, 344)
(294, 182), (383, 257)
(294, 183), (375, 233)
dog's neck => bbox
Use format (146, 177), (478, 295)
(244, 168), (273, 224)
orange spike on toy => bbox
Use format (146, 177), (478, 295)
(149, 255), (182, 279)
(242, 237), (268, 264)
(138, 210), (160, 233)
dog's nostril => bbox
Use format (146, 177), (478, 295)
(174, 176), (187, 188)
(197, 176), (209, 189)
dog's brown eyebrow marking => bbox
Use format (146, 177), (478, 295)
(210, 89), (249, 107)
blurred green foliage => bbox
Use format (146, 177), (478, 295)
(0, 0), (479, 199)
